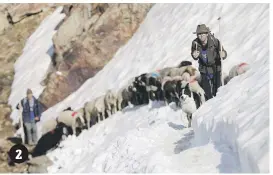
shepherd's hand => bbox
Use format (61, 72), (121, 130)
(220, 51), (226, 58)
(192, 50), (200, 59)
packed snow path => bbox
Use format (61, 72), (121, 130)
(47, 103), (240, 173)
(9, 3), (268, 173)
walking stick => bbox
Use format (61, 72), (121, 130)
(217, 16), (224, 86)
(18, 103), (25, 144)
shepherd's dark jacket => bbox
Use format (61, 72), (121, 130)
(191, 35), (227, 75)
(16, 97), (42, 123)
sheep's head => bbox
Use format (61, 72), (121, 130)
(185, 66), (197, 76)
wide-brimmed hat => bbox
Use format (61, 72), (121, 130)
(193, 24), (210, 34)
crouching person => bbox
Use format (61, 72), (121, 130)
(16, 89), (42, 146)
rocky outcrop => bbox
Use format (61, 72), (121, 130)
(0, 5), (61, 173)
(0, 5), (58, 132)
(0, 11), (10, 35)
(0, 4), (52, 25)
(39, 3), (154, 109)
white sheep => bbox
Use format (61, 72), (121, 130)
(104, 90), (117, 116)
(227, 62), (250, 83)
(180, 72), (206, 104)
(93, 95), (107, 122)
(116, 84), (134, 111)
(180, 82), (198, 128)
(168, 66), (197, 77)
(84, 100), (96, 129)
(56, 110), (85, 135)
(41, 119), (57, 136)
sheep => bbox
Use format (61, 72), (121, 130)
(177, 60), (192, 68)
(168, 66), (197, 77)
(56, 110), (85, 136)
(132, 79), (149, 105)
(158, 67), (173, 78)
(226, 62), (250, 83)
(158, 65), (197, 79)
(144, 72), (163, 103)
(84, 100), (96, 129)
(161, 76), (180, 106)
(180, 72), (206, 104)
(41, 119), (57, 136)
(116, 84), (135, 111)
(93, 95), (107, 122)
(104, 90), (117, 116)
(180, 82), (200, 128)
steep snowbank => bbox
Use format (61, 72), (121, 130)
(192, 55), (269, 173)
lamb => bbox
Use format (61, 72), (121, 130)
(56, 110), (85, 136)
(180, 72), (205, 104)
(180, 81), (202, 128)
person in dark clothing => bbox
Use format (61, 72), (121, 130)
(16, 89), (42, 145)
(191, 24), (227, 100)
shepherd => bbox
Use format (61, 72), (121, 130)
(16, 89), (42, 145)
(191, 24), (227, 100)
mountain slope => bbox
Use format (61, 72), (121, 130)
(9, 3), (269, 173)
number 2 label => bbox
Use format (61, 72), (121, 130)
(15, 150), (22, 160)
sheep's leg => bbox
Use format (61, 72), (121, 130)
(72, 125), (77, 136)
(128, 101), (133, 108)
(200, 93), (206, 104)
(118, 99), (122, 111)
(107, 104), (111, 114)
(163, 90), (168, 106)
(102, 110), (106, 121)
(187, 114), (192, 128)
(113, 104), (117, 114)
(85, 109), (91, 129)
(97, 112), (101, 123)
(148, 91), (153, 109)
(106, 109), (111, 118)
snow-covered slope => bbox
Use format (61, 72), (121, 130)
(47, 103), (240, 173)
(193, 56), (269, 172)
(9, 3), (269, 173)
(8, 6), (65, 124)
(40, 3), (269, 116)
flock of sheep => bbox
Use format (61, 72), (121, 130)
(41, 61), (250, 136)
